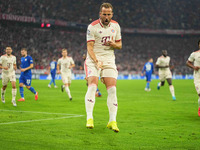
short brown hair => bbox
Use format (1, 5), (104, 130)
(100, 3), (113, 12)
(21, 48), (27, 51)
(6, 46), (12, 49)
(62, 48), (67, 52)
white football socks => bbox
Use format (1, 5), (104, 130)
(12, 88), (17, 101)
(85, 84), (97, 120)
(198, 98), (200, 107)
(65, 86), (72, 99)
(169, 85), (175, 97)
(1, 88), (5, 100)
(107, 86), (118, 122)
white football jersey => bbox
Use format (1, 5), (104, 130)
(57, 56), (74, 74)
(188, 50), (200, 82)
(86, 19), (121, 61)
(0, 54), (16, 75)
(156, 56), (171, 73)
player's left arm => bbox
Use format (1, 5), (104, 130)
(13, 56), (17, 70)
(21, 64), (33, 72)
(69, 58), (75, 69)
(152, 63), (154, 73)
(108, 39), (122, 49)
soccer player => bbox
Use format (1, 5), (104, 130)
(186, 40), (200, 116)
(85, 3), (122, 132)
(18, 48), (38, 102)
(156, 50), (176, 100)
(57, 49), (75, 100)
(141, 58), (154, 91)
(0, 47), (17, 106)
(83, 54), (102, 97)
(48, 57), (58, 88)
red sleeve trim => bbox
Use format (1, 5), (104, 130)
(111, 20), (118, 24)
(91, 19), (100, 26)
(115, 39), (121, 42)
(87, 40), (95, 43)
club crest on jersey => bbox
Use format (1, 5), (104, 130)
(88, 70), (92, 75)
(99, 31), (102, 34)
(111, 29), (115, 33)
(25, 59), (27, 61)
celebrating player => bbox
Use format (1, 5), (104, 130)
(156, 50), (176, 100)
(18, 48), (38, 102)
(0, 47), (17, 106)
(48, 57), (58, 88)
(57, 48), (75, 100)
(141, 58), (154, 91)
(186, 40), (200, 116)
(85, 3), (122, 132)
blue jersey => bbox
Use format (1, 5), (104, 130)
(142, 62), (154, 75)
(50, 61), (57, 74)
(20, 55), (33, 77)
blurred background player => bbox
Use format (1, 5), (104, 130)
(48, 57), (57, 88)
(186, 40), (200, 116)
(85, 3), (122, 132)
(0, 47), (17, 106)
(57, 48), (75, 101)
(141, 58), (154, 91)
(83, 54), (102, 97)
(156, 50), (176, 100)
(18, 48), (38, 102)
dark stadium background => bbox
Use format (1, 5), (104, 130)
(0, 0), (200, 75)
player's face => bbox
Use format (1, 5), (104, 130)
(6, 47), (12, 55)
(62, 50), (67, 57)
(99, 7), (113, 25)
(21, 50), (27, 57)
(162, 50), (167, 57)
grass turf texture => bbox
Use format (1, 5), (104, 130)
(0, 79), (200, 150)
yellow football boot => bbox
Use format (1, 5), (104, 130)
(107, 121), (119, 132)
(86, 118), (94, 129)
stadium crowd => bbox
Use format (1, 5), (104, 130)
(0, 0), (199, 29)
(0, 22), (199, 75)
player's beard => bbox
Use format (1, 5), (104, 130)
(103, 19), (110, 25)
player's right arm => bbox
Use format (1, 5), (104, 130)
(87, 25), (102, 69)
(0, 56), (8, 70)
(187, 52), (199, 71)
(57, 59), (61, 74)
(141, 64), (146, 76)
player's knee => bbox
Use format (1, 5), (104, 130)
(19, 83), (23, 87)
(107, 86), (117, 98)
(26, 86), (31, 89)
(2, 85), (7, 90)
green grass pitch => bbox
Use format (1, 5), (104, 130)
(0, 79), (200, 150)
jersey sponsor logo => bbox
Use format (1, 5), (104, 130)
(101, 36), (110, 46)
(111, 29), (115, 33)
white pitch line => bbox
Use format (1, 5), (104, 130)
(0, 109), (80, 116)
(0, 115), (84, 125)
